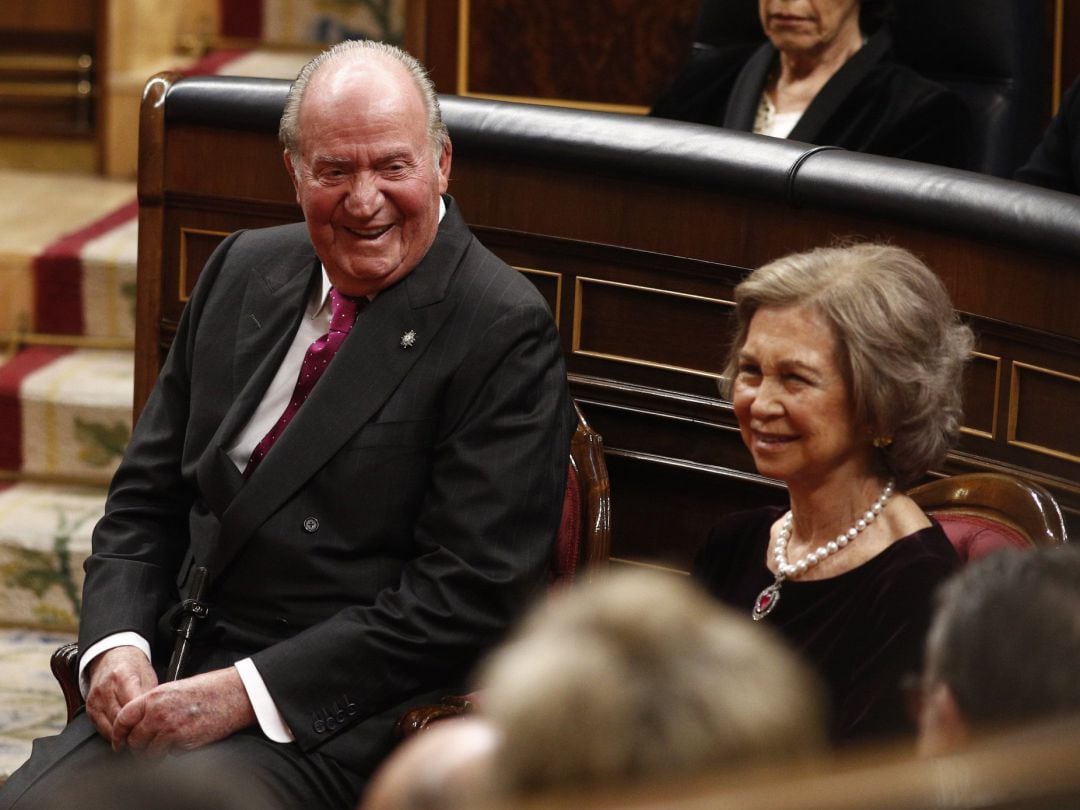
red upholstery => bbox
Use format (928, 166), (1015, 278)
(550, 461), (581, 587)
(935, 513), (1031, 563)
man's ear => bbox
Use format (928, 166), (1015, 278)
(437, 138), (452, 194)
(283, 150), (301, 203)
(918, 682), (970, 756)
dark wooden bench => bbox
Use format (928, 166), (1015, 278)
(136, 73), (1079, 571)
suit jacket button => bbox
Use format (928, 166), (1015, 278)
(303, 517), (319, 533)
(326, 716), (338, 731)
(313, 719), (326, 734)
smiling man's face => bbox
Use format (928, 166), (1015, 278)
(285, 54), (451, 297)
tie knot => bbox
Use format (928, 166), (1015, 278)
(328, 288), (361, 334)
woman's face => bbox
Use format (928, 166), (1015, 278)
(732, 303), (870, 489)
(758, 0), (862, 55)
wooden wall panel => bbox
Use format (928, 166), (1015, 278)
(407, 0), (696, 110)
(138, 77), (1080, 577)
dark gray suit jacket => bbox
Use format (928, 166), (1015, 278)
(77, 197), (575, 772)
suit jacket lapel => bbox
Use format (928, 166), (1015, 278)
(208, 198), (473, 580)
(724, 41), (775, 131)
(196, 246), (319, 521)
(788, 29), (890, 144)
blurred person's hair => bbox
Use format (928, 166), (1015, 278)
(923, 546), (1080, 729)
(476, 568), (827, 795)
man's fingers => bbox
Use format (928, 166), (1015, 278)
(111, 695), (146, 752)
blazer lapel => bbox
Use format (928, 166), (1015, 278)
(724, 41), (775, 131)
(196, 248), (319, 521)
(788, 29), (890, 144)
(207, 198), (473, 580)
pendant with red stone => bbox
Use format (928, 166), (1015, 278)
(752, 579), (782, 621)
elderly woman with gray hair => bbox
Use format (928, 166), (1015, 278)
(693, 243), (972, 743)
(651, 0), (968, 168)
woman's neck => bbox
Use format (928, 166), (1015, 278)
(769, 20), (866, 114)
(786, 470), (888, 547)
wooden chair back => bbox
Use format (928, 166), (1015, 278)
(909, 472), (1068, 562)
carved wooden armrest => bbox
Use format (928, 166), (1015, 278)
(395, 694), (477, 740)
(51, 642), (83, 723)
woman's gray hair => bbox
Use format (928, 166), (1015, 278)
(278, 40), (449, 164)
(721, 243), (974, 487)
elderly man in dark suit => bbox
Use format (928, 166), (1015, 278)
(0, 40), (574, 810)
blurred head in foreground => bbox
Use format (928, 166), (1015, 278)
(918, 546), (1080, 755)
(360, 716), (497, 810)
(477, 568), (827, 795)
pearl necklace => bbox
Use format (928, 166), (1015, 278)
(752, 479), (895, 621)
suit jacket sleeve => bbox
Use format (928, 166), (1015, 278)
(76, 229), (244, 655)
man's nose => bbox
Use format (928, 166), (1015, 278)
(345, 174), (381, 214)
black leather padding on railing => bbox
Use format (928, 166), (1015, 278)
(790, 150), (1080, 259)
(439, 95), (812, 199)
(165, 75), (290, 133)
(161, 75), (1080, 259)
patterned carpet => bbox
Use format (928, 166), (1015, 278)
(0, 47), (317, 783)
(0, 628), (74, 780)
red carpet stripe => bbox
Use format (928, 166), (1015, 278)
(32, 200), (138, 337)
(181, 48), (252, 76)
(0, 346), (74, 473)
(30, 48), (249, 339)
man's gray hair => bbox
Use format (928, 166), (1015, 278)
(923, 546), (1080, 729)
(279, 40), (449, 162)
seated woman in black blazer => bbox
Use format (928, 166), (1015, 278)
(693, 244), (971, 743)
(651, 0), (969, 168)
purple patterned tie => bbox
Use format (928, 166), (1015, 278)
(244, 289), (361, 477)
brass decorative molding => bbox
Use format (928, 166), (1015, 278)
(177, 227), (229, 303)
(453, 0), (648, 115)
(514, 265), (563, 326)
(1008, 361), (1080, 464)
(571, 276), (733, 379)
(959, 351), (1002, 440)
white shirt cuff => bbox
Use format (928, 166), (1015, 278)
(79, 632), (151, 699)
(234, 658), (294, 743)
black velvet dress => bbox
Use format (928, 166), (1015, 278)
(693, 505), (960, 744)
(651, 29), (970, 169)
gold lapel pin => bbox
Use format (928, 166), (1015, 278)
(400, 330), (417, 349)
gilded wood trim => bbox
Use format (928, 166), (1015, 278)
(177, 227), (230, 304)
(450, 0), (647, 114)
(572, 277), (732, 379)
(514, 265), (562, 326)
(959, 351), (1002, 441)
(1007, 361), (1080, 464)
(456, 0), (470, 96)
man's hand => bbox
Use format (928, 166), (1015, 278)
(112, 667), (257, 755)
(85, 645), (158, 743)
